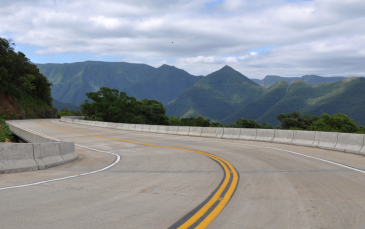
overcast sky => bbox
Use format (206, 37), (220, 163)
(1, 0), (364, 78)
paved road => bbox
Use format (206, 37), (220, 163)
(1, 119), (365, 229)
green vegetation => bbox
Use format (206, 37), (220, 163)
(166, 65), (265, 121)
(275, 111), (365, 133)
(123, 64), (202, 105)
(58, 108), (83, 118)
(223, 78), (365, 126)
(37, 61), (157, 106)
(81, 87), (168, 125)
(53, 99), (80, 111)
(276, 111), (320, 130)
(0, 38), (52, 105)
(36, 60), (364, 127)
(309, 113), (358, 133)
(0, 116), (15, 142)
(0, 37), (54, 119)
(255, 75), (346, 88)
(168, 116), (211, 127)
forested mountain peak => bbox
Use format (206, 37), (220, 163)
(196, 65), (259, 88)
(122, 64), (202, 105)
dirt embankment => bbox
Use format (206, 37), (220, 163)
(0, 92), (25, 119)
(0, 92), (57, 119)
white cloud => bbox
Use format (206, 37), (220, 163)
(1, 0), (365, 78)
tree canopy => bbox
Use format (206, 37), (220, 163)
(0, 38), (52, 105)
(81, 87), (168, 125)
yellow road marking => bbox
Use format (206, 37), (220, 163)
(35, 121), (238, 229)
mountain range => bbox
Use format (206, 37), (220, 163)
(251, 75), (347, 88)
(37, 61), (365, 126)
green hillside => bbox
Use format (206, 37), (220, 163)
(0, 37), (54, 119)
(165, 65), (264, 121)
(37, 61), (156, 105)
(122, 64), (202, 105)
(253, 75), (346, 88)
(223, 81), (289, 123)
(52, 99), (80, 111)
(224, 78), (365, 126)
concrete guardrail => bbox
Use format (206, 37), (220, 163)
(177, 126), (190, 136)
(60, 117), (365, 156)
(1, 122), (79, 174)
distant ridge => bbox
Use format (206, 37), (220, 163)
(37, 61), (156, 105)
(252, 75), (347, 88)
(122, 64), (202, 105)
(37, 61), (365, 126)
(165, 65), (264, 120)
(223, 77), (365, 126)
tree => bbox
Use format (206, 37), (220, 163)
(276, 111), (319, 130)
(309, 113), (357, 133)
(168, 116), (180, 126)
(234, 118), (261, 128)
(0, 37), (52, 105)
(81, 87), (168, 125)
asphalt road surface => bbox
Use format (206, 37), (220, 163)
(1, 119), (365, 229)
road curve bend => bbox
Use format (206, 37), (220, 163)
(1, 119), (365, 229)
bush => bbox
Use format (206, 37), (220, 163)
(309, 113), (358, 133)
(0, 117), (15, 142)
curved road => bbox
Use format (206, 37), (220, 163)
(1, 119), (365, 229)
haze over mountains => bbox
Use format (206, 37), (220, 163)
(37, 61), (365, 126)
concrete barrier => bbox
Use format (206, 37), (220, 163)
(141, 125), (151, 132)
(216, 128), (224, 138)
(58, 118), (365, 157)
(177, 126), (190, 135)
(201, 127), (218, 138)
(0, 143), (39, 173)
(273, 130), (294, 144)
(6, 122), (79, 173)
(312, 132), (321, 147)
(167, 126), (178, 135)
(149, 125), (159, 133)
(106, 122), (117, 129)
(135, 124), (143, 131)
(157, 126), (168, 134)
(292, 130), (316, 146)
(95, 121), (103, 127)
(33, 143), (65, 170)
(316, 132), (338, 150)
(59, 142), (79, 162)
(335, 133), (365, 153)
(121, 123), (129, 130)
(256, 129), (275, 142)
(128, 124), (136, 131)
(189, 127), (202, 137)
(116, 123), (124, 129)
(360, 144), (365, 155)
(239, 129), (257, 140)
(222, 128), (241, 139)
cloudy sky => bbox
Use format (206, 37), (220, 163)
(1, 0), (364, 78)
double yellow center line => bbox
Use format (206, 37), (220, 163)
(35, 121), (238, 229)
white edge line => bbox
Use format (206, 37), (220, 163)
(55, 120), (365, 175)
(0, 123), (121, 191)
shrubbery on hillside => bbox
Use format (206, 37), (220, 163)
(0, 38), (52, 105)
(81, 87), (168, 125)
(0, 116), (15, 142)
